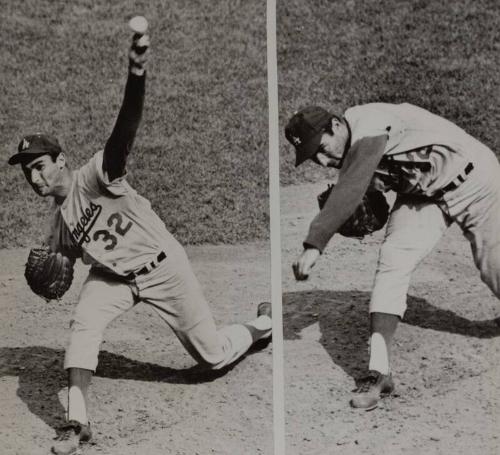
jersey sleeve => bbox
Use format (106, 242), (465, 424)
(103, 73), (145, 181)
(78, 150), (130, 197)
(303, 134), (387, 252)
(345, 104), (404, 152)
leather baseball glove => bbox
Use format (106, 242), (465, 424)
(317, 184), (390, 238)
(25, 246), (75, 301)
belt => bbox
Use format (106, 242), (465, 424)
(124, 251), (167, 280)
(433, 162), (474, 199)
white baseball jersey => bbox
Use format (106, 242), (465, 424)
(47, 150), (267, 372)
(344, 103), (479, 197)
(45, 150), (175, 276)
(334, 104), (500, 317)
(34, 70), (270, 377)
(304, 103), (495, 252)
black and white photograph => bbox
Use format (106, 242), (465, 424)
(3, 0), (500, 454)
(0, 1), (273, 454)
(278, 0), (500, 454)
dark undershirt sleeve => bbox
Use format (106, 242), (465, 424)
(103, 72), (146, 181)
(303, 134), (388, 252)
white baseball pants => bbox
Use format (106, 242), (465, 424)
(64, 239), (255, 371)
(370, 144), (500, 317)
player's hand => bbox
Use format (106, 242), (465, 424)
(292, 248), (320, 281)
(129, 34), (150, 76)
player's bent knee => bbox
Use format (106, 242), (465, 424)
(369, 298), (407, 319)
(64, 325), (105, 371)
(197, 325), (253, 370)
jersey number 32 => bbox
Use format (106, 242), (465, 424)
(93, 212), (133, 250)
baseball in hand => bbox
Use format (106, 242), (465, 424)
(129, 16), (148, 35)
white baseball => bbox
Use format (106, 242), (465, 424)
(129, 16), (148, 35)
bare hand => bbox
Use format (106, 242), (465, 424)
(292, 248), (320, 281)
(129, 35), (150, 76)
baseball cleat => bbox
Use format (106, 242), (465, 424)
(51, 420), (92, 455)
(349, 370), (395, 410)
(257, 301), (272, 339)
(257, 301), (272, 318)
(248, 302), (272, 350)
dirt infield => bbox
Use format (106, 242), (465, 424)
(281, 183), (500, 455)
(3, 182), (500, 455)
(0, 243), (272, 455)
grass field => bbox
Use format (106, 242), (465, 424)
(0, 0), (269, 248)
(278, 0), (500, 184)
(3, 0), (499, 246)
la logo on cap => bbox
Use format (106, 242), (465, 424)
(21, 138), (30, 150)
(291, 136), (301, 146)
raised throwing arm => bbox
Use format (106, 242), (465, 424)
(103, 30), (150, 181)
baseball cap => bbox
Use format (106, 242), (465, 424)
(8, 133), (63, 165)
(285, 106), (333, 167)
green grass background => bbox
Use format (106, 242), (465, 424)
(0, 0), (269, 247)
(3, 0), (500, 247)
(278, 0), (500, 184)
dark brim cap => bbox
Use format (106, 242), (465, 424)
(293, 133), (322, 167)
(285, 106), (332, 167)
(8, 133), (63, 165)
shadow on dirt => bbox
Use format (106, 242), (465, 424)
(0, 345), (247, 431)
(283, 290), (500, 380)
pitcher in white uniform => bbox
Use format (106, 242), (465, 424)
(9, 34), (272, 455)
(285, 103), (500, 410)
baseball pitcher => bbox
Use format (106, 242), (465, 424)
(285, 103), (500, 410)
(9, 29), (272, 455)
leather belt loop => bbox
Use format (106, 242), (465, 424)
(125, 251), (167, 280)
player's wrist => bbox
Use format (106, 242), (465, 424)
(303, 243), (322, 254)
(128, 33), (149, 77)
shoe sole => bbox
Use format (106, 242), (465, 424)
(51, 448), (79, 455)
(256, 302), (272, 341)
(51, 435), (91, 455)
(350, 391), (394, 411)
(257, 302), (272, 318)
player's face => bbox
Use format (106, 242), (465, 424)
(311, 118), (348, 168)
(22, 154), (65, 196)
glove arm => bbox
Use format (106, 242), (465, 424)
(303, 135), (387, 252)
(103, 71), (146, 182)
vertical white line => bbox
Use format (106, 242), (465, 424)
(266, 1), (285, 454)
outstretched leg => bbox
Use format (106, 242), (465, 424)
(140, 240), (272, 370)
(175, 301), (272, 370)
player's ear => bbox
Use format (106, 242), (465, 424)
(55, 153), (66, 169)
(323, 119), (334, 135)
(331, 116), (342, 132)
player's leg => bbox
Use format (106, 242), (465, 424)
(139, 240), (271, 370)
(459, 166), (500, 298)
(53, 271), (135, 455)
(466, 210), (500, 299)
(51, 369), (94, 455)
(351, 195), (451, 409)
(176, 301), (272, 370)
(448, 150), (500, 300)
(475, 243), (500, 298)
